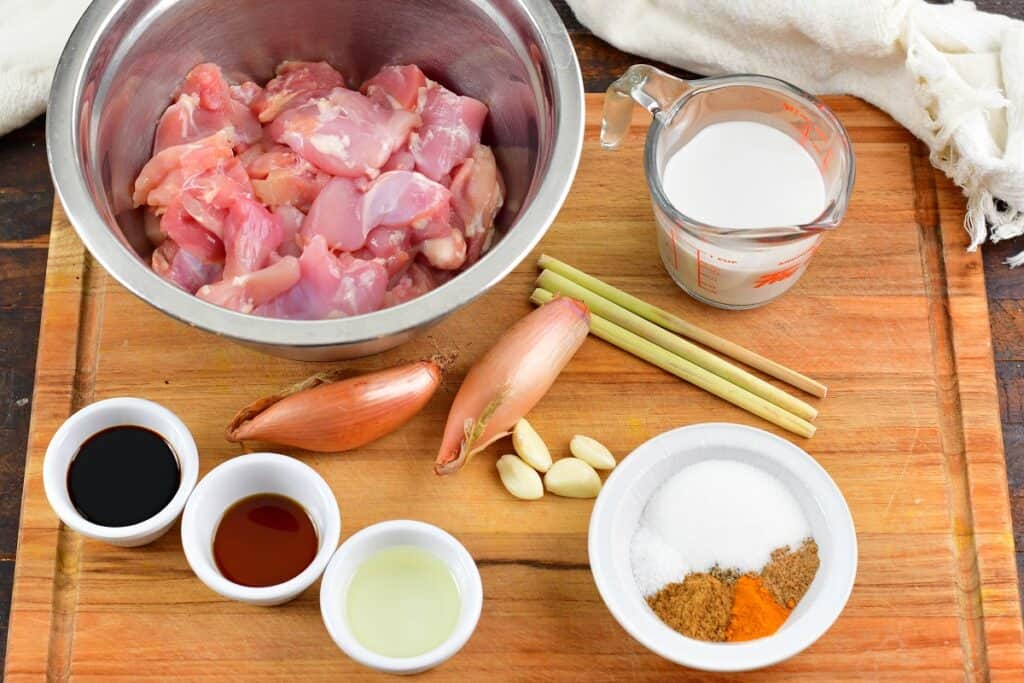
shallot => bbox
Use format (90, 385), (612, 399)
(227, 360), (442, 452)
(434, 297), (590, 475)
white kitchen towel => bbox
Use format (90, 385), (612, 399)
(568, 0), (1024, 264)
(0, 0), (90, 137)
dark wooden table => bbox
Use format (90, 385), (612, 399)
(2, 0), (1023, 664)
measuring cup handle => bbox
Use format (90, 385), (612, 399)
(601, 65), (692, 149)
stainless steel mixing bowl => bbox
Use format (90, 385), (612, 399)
(48, 0), (583, 360)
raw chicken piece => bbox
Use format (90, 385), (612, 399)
(152, 239), (223, 293)
(421, 227), (467, 270)
(362, 225), (414, 278)
(363, 65), (427, 111)
(301, 171), (450, 252)
(178, 158), (254, 236)
(449, 144), (504, 264)
(143, 207), (165, 246)
(160, 198), (225, 262)
(222, 197), (284, 277)
(382, 144), (416, 172)
(230, 81), (263, 108)
(268, 88), (419, 178)
(153, 63), (262, 153)
(243, 143), (329, 211)
(301, 177), (363, 250)
(273, 205), (305, 257)
(361, 171), (451, 232)
(253, 61), (347, 123)
(196, 256), (301, 313)
(384, 262), (436, 307)
(255, 235), (387, 319)
(409, 210), (453, 244)
(410, 83), (488, 182)
(133, 130), (235, 209)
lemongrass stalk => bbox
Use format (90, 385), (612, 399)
(530, 288), (816, 439)
(537, 269), (817, 422)
(537, 254), (827, 398)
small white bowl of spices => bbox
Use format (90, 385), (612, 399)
(589, 423), (856, 672)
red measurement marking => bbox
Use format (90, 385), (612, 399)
(754, 264), (803, 288)
(696, 248), (702, 287)
(670, 227), (679, 269)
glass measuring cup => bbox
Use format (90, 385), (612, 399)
(602, 65), (855, 309)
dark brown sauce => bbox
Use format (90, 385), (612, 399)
(67, 425), (180, 527)
(213, 494), (318, 587)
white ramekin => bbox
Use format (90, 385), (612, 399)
(319, 520), (483, 675)
(181, 452), (341, 606)
(43, 397), (199, 547)
(589, 423), (857, 672)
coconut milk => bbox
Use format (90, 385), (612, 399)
(655, 121), (829, 309)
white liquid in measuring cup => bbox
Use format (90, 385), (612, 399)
(662, 121), (826, 228)
(655, 121), (828, 309)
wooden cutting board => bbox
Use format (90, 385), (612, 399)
(6, 95), (1024, 680)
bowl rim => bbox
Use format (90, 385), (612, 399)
(46, 0), (585, 348)
(588, 422), (857, 672)
(318, 519), (483, 674)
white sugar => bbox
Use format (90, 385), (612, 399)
(631, 459), (810, 596)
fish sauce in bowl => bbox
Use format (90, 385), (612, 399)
(213, 493), (318, 587)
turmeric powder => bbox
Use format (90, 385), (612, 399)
(725, 575), (790, 642)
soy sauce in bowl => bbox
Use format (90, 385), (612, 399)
(67, 425), (180, 527)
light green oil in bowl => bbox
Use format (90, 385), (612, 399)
(345, 546), (461, 658)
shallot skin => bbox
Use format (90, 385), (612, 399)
(435, 297), (590, 475)
(228, 360), (441, 452)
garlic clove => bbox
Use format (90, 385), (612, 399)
(544, 457), (602, 498)
(512, 418), (552, 472)
(496, 454), (544, 500)
(569, 434), (616, 470)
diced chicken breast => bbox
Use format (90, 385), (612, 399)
(196, 255), (301, 313)
(253, 61), (347, 123)
(153, 63), (261, 153)
(363, 65), (427, 111)
(450, 145), (504, 265)
(152, 239), (224, 293)
(410, 83), (488, 182)
(267, 88), (419, 178)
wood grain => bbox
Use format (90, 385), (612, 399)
(3, 95), (1021, 680)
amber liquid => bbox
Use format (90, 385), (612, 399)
(212, 494), (318, 587)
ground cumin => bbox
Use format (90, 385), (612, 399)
(646, 573), (733, 642)
(725, 575), (790, 642)
(761, 538), (820, 608)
